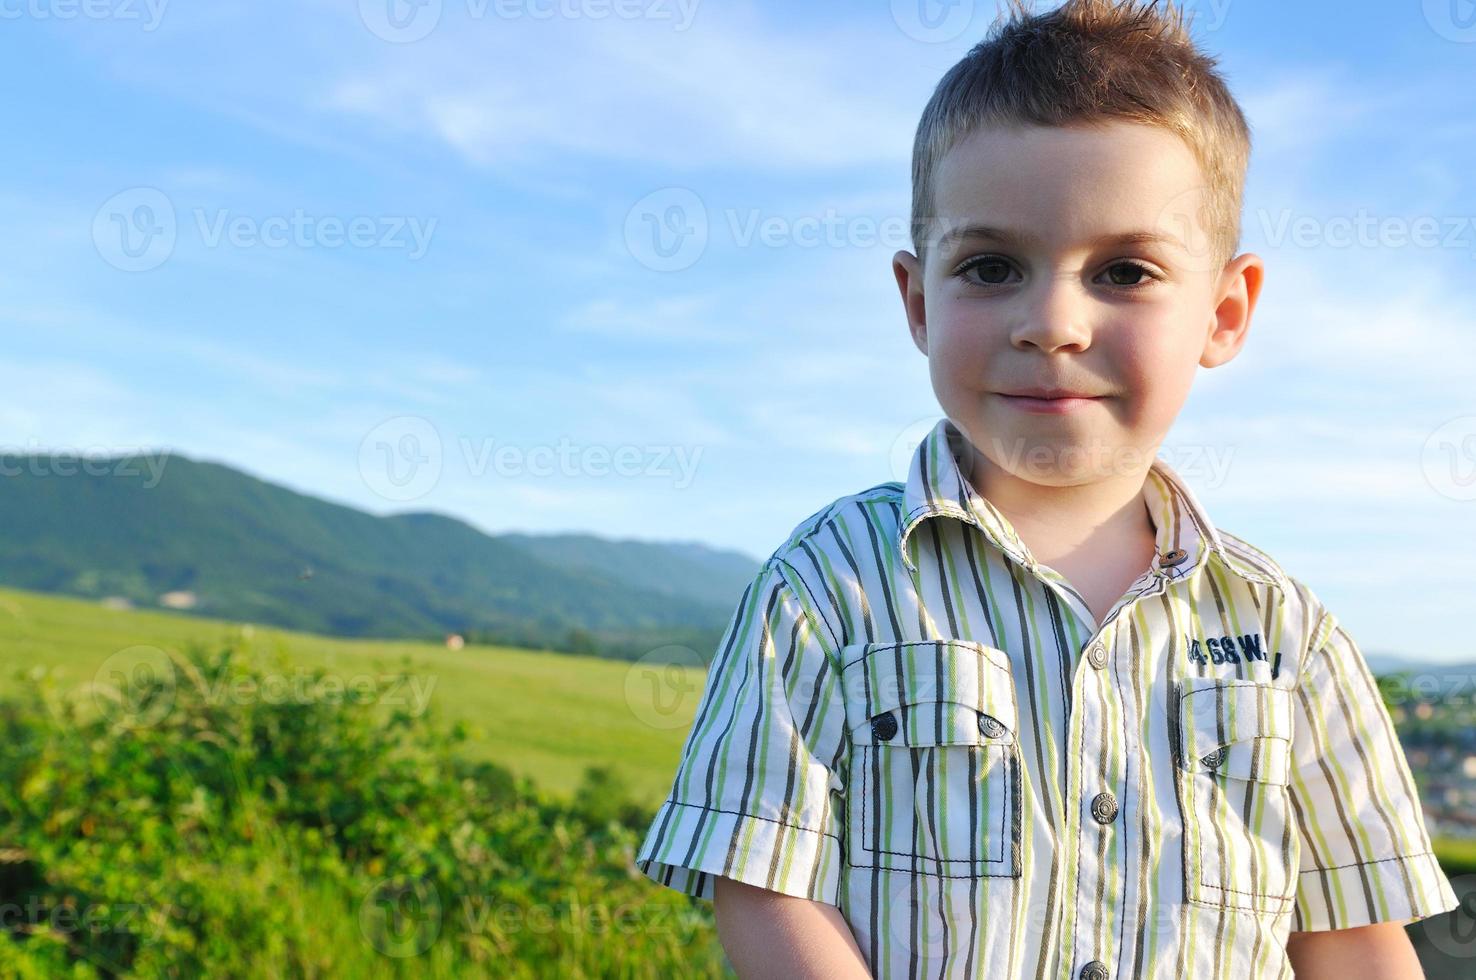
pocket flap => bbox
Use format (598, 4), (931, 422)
(1177, 678), (1294, 784)
(842, 639), (1017, 746)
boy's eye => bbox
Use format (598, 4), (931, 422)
(973, 258), (1013, 284)
(954, 256), (1159, 289)
(1102, 261), (1154, 287)
(956, 256), (1017, 285)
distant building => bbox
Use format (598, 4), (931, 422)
(445, 633), (465, 651)
(100, 596), (134, 611)
(159, 590), (197, 609)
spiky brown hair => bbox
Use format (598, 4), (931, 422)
(910, 0), (1251, 272)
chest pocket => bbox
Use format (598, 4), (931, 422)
(1175, 676), (1298, 913)
(840, 639), (1022, 879)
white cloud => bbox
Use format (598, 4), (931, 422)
(1239, 68), (1403, 162)
(557, 293), (736, 342)
(318, 9), (918, 173)
(0, 359), (162, 453)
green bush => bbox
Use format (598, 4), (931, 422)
(0, 641), (726, 978)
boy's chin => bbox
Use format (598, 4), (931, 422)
(965, 430), (1152, 487)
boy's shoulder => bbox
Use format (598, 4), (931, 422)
(1216, 529), (1324, 610)
(764, 480), (907, 564)
(767, 481), (1302, 583)
(759, 482), (1335, 635)
(1216, 528), (1296, 591)
(1190, 528), (1346, 659)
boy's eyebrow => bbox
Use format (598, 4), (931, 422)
(935, 224), (1185, 253)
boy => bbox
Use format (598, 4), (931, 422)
(634, 1), (1460, 977)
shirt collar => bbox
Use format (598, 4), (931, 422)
(897, 416), (1286, 591)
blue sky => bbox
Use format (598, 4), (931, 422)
(3, 0), (1474, 662)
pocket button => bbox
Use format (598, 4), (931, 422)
(978, 713), (1006, 738)
(1090, 791), (1118, 824)
(872, 711), (898, 742)
(1200, 746), (1226, 769)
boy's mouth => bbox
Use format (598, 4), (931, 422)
(996, 389), (1105, 415)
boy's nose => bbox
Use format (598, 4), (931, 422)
(1009, 281), (1093, 353)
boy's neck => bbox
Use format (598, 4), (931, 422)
(966, 449), (1157, 572)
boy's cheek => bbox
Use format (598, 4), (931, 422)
(924, 312), (1000, 366)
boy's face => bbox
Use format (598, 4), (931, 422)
(893, 120), (1263, 488)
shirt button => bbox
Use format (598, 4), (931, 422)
(1079, 960), (1110, 980)
(1090, 791), (1118, 824)
(1159, 548), (1188, 567)
(1201, 746), (1226, 769)
(978, 713), (1006, 738)
(872, 711), (898, 742)
(1087, 642), (1108, 669)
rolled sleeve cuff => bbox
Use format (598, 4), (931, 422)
(634, 799), (843, 906)
(1292, 850), (1460, 932)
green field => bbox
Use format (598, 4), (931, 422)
(3, 584), (1472, 978)
(0, 584), (727, 977)
(0, 585), (692, 806)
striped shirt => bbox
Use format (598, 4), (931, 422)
(634, 415), (1458, 980)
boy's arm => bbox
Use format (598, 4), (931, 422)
(713, 877), (872, 979)
(1285, 920), (1424, 979)
(1284, 606), (1458, 932)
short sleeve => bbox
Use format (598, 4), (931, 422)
(633, 556), (850, 905)
(1286, 609), (1460, 931)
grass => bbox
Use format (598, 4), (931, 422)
(0, 585), (695, 806)
(5, 580), (1472, 886)
(0, 629), (728, 977)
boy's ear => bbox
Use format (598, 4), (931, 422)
(893, 249), (930, 356)
(1201, 252), (1266, 368)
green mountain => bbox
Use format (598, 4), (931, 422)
(0, 453), (761, 660)
(497, 532), (759, 609)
